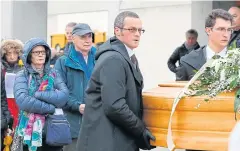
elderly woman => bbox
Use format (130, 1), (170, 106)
(14, 38), (69, 151)
(1, 39), (24, 73)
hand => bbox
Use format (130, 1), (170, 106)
(79, 104), (85, 114)
(137, 128), (156, 150)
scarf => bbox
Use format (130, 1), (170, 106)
(70, 45), (95, 81)
(16, 71), (56, 151)
(31, 65), (44, 75)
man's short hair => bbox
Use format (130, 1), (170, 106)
(205, 9), (233, 28)
(66, 22), (77, 28)
(186, 29), (198, 38)
(114, 11), (139, 28)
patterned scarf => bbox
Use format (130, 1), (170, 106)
(16, 72), (56, 151)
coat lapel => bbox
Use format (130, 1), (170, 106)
(182, 46), (207, 70)
(110, 37), (143, 86)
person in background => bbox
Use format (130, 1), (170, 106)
(1, 39), (24, 74)
(228, 6), (240, 48)
(50, 48), (59, 66)
(54, 23), (96, 151)
(1, 39), (24, 129)
(76, 11), (155, 151)
(63, 22), (77, 55)
(50, 22), (77, 67)
(167, 29), (200, 80)
(1, 70), (13, 151)
(14, 38), (69, 151)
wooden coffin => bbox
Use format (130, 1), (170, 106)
(142, 82), (238, 151)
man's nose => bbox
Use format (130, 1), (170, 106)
(223, 31), (229, 37)
(86, 38), (92, 43)
(135, 30), (141, 36)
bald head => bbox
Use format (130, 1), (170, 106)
(228, 6), (240, 29)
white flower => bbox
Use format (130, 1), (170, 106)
(220, 69), (226, 81)
(214, 60), (221, 72)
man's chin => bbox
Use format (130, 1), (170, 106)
(132, 44), (139, 49)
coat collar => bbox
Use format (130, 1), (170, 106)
(181, 46), (207, 70)
(65, 45), (96, 71)
(110, 37), (143, 86)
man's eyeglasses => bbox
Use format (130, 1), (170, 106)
(118, 27), (145, 34)
(31, 51), (46, 56)
(211, 27), (233, 34)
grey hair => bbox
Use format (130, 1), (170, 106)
(114, 11), (139, 28)
(205, 9), (233, 28)
(66, 22), (77, 28)
(186, 29), (198, 38)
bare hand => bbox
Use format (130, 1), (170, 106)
(79, 104), (85, 114)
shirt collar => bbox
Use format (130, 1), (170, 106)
(206, 45), (227, 60)
(124, 44), (134, 58)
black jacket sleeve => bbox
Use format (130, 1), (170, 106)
(100, 56), (145, 138)
(167, 47), (180, 73)
(1, 72), (12, 129)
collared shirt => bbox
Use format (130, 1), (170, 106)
(206, 45), (227, 60)
(84, 56), (88, 64)
(124, 44), (134, 58)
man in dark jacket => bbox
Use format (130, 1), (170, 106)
(228, 6), (240, 48)
(176, 9), (233, 83)
(63, 22), (77, 55)
(76, 11), (155, 151)
(1, 70), (13, 150)
(54, 23), (96, 151)
(167, 29), (200, 80)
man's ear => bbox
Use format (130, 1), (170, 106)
(205, 27), (211, 36)
(114, 27), (121, 36)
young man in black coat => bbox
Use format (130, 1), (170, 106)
(76, 11), (155, 151)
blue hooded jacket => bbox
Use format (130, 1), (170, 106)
(14, 38), (69, 115)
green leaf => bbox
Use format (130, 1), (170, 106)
(204, 98), (209, 102)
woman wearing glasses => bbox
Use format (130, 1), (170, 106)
(13, 38), (69, 151)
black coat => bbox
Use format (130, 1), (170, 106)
(176, 46), (207, 81)
(76, 37), (146, 151)
(167, 43), (200, 73)
(1, 71), (12, 130)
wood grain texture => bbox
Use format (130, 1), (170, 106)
(143, 82), (238, 150)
